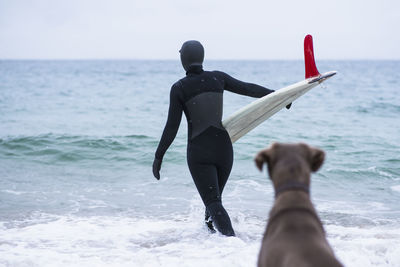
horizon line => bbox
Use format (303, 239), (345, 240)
(1, 58), (400, 61)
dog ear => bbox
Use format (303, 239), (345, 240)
(255, 149), (270, 171)
(310, 147), (325, 172)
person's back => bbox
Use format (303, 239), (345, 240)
(173, 68), (227, 141)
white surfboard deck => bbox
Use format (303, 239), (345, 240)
(222, 71), (336, 143)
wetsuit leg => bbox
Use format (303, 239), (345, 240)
(187, 162), (221, 205)
(187, 161), (235, 236)
(187, 128), (235, 236)
(206, 201), (234, 236)
(204, 163), (232, 231)
(216, 151), (233, 195)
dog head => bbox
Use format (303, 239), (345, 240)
(254, 143), (325, 187)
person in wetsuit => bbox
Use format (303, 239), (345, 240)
(152, 40), (275, 236)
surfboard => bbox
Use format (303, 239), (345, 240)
(222, 35), (337, 143)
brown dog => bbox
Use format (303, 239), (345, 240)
(255, 143), (343, 267)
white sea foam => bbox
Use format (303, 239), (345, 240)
(391, 185), (400, 193)
(1, 211), (399, 267)
(326, 224), (400, 267)
(368, 166), (394, 178)
(1, 189), (29, 195)
(315, 199), (390, 216)
(0, 213), (261, 267)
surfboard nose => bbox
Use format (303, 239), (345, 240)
(308, 71), (337, 84)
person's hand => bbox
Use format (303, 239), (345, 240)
(286, 103), (292, 109)
(152, 158), (162, 180)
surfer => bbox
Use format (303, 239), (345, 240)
(152, 40), (275, 236)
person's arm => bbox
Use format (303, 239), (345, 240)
(155, 84), (183, 160)
(214, 71), (274, 97)
(153, 84), (183, 179)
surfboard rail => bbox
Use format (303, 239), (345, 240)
(222, 35), (337, 143)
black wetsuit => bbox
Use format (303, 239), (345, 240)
(155, 66), (273, 236)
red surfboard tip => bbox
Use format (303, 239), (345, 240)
(304, 35), (320, 79)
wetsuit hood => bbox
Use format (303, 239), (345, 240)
(179, 40), (204, 71)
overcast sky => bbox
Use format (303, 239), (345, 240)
(0, 0), (399, 60)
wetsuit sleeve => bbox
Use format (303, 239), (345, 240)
(214, 71), (274, 97)
(155, 84), (183, 160)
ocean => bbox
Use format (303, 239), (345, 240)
(0, 60), (399, 266)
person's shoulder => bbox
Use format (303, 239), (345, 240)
(210, 70), (225, 76)
(170, 79), (185, 100)
(209, 70), (228, 79)
(171, 79), (184, 90)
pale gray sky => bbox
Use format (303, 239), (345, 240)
(0, 0), (399, 60)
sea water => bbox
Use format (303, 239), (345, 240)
(0, 60), (399, 266)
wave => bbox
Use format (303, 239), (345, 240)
(355, 102), (400, 117)
(0, 134), (172, 165)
